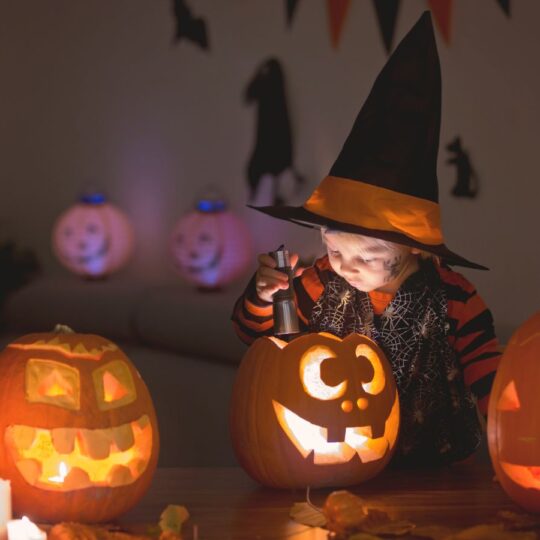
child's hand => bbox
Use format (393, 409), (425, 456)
(255, 252), (299, 303)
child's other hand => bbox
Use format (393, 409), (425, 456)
(255, 252), (299, 303)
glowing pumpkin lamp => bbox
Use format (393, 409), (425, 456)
(230, 332), (399, 488)
(488, 312), (540, 513)
(0, 327), (159, 523)
(52, 193), (134, 279)
(170, 198), (252, 290)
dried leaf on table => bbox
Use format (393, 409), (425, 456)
(159, 505), (190, 534)
(357, 508), (415, 536)
(290, 501), (327, 527)
(498, 510), (540, 531)
(324, 490), (367, 535)
(443, 523), (537, 540)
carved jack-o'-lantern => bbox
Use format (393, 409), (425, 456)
(230, 332), (399, 488)
(170, 198), (252, 289)
(52, 194), (134, 279)
(0, 328), (159, 523)
(488, 312), (540, 513)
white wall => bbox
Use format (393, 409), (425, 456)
(0, 0), (538, 342)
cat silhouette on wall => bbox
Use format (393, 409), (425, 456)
(446, 136), (478, 198)
(244, 58), (303, 206)
(172, 0), (209, 50)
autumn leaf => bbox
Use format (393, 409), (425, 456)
(158, 505), (189, 534)
(290, 502), (327, 527)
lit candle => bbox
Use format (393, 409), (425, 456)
(0, 479), (11, 540)
(7, 517), (46, 540)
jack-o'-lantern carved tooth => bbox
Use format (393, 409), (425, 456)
(107, 464), (133, 487)
(327, 425), (347, 443)
(51, 428), (76, 454)
(15, 459), (42, 486)
(72, 343), (90, 355)
(78, 429), (112, 459)
(370, 419), (386, 439)
(112, 423), (134, 451)
(63, 466), (92, 490)
(134, 414), (150, 432)
(10, 425), (36, 451)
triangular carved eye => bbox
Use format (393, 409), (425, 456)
(498, 380), (521, 411)
(38, 370), (74, 398)
(102, 371), (129, 402)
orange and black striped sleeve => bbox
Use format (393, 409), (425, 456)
(439, 267), (501, 416)
(231, 256), (331, 345)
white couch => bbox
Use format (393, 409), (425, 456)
(0, 276), (250, 467)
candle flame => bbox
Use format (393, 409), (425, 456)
(48, 461), (69, 483)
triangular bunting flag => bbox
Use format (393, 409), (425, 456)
(327, 0), (351, 49)
(427, 0), (453, 44)
(495, 0), (511, 17)
(373, 0), (401, 54)
(286, 0), (301, 27)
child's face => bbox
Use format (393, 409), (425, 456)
(323, 231), (417, 293)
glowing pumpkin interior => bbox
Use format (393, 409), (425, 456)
(3, 338), (154, 492)
(270, 334), (399, 466)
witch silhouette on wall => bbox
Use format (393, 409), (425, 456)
(172, 0), (209, 50)
(446, 136), (478, 198)
(244, 58), (304, 206)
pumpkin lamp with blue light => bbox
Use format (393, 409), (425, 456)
(52, 193), (135, 279)
(170, 197), (252, 290)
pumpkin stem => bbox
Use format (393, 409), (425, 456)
(53, 324), (75, 334)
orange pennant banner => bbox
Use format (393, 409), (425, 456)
(327, 0), (351, 49)
(427, 0), (453, 44)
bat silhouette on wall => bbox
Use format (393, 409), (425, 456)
(172, 0), (209, 50)
(446, 136), (478, 198)
(244, 58), (304, 206)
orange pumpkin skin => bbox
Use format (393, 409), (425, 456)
(488, 312), (540, 513)
(230, 333), (399, 488)
(0, 331), (159, 523)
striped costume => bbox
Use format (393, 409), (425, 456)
(232, 256), (500, 465)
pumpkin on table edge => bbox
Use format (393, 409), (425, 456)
(488, 312), (540, 513)
(0, 327), (159, 523)
(229, 332), (399, 488)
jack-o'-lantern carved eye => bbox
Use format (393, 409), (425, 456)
(356, 344), (385, 395)
(93, 360), (137, 411)
(497, 380), (521, 411)
(26, 359), (80, 410)
(300, 346), (346, 400)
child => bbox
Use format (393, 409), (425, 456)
(232, 12), (500, 466)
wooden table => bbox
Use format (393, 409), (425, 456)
(120, 461), (531, 539)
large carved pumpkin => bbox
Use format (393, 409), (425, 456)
(52, 193), (134, 279)
(170, 198), (252, 290)
(488, 312), (540, 513)
(230, 332), (399, 488)
(0, 328), (159, 523)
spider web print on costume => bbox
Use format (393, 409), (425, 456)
(309, 259), (482, 465)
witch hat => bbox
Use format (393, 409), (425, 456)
(250, 11), (486, 270)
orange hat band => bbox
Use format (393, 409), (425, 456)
(303, 176), (444, 246)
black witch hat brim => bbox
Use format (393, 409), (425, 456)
(249, 175), (487, 270)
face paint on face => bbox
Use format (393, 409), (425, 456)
(322, 232), (418, 293)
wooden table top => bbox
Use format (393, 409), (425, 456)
(119, 459), (534, 540)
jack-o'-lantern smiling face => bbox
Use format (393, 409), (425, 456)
(271, 333), (399, 465)
(488, 313), (540, 514)
(0, 332), (159, 505)
(230, 332), (400, 489)
(55, 208), (110, 271)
